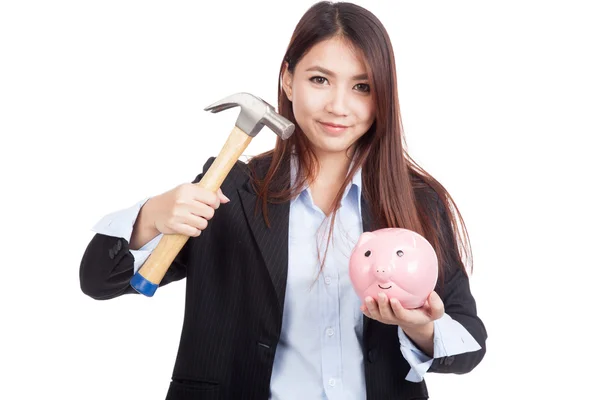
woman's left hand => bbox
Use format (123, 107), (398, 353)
(361, 291), (445, 330)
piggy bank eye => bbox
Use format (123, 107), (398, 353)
(364, 250), (372, 257)
(396, 250), (404, 257)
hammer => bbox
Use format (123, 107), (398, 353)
(129, 92), (295, 297)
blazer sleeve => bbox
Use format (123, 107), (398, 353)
(427, 191), (488, 374)
(79, 169), (206, 300)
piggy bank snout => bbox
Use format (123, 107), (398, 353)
(372, 265), (393, 282)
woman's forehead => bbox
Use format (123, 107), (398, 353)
(298, 37), (368, 77)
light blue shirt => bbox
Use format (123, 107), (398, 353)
(91, 158), (481, 399)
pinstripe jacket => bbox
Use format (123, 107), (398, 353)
(79, 155), (487, 399)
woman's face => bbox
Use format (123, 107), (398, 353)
(283, 36), (376, 158)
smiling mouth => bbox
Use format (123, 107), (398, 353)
(378, 284), (392, 290)
(320, 121), (349, 128)
(318, 121), (350, 133)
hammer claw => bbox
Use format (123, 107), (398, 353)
(203, 92), (294, 139)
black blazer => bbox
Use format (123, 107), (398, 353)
(80, 156), (487, 400)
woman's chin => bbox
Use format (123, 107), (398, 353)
(309, 138), (353, 156)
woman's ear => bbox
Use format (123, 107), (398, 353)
(281, 62), (293, 102)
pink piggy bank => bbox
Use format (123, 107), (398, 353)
(349, 228), (438, 309)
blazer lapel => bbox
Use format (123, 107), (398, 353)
(361, 195), (376, 336)
(236, 156), (377, 331)
(237, 157), (290, 312)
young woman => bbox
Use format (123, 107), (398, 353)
(80, 2), (487, 399)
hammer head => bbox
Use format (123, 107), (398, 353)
(204, 92), (295, 139)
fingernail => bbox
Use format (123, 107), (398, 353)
(223, 194), (230, 202)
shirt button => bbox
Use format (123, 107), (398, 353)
(324, 277), (332, 285)
(326, 328), (334, 337)
(328, 378), (336, 387)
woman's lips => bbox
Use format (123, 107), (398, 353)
(319, 121), (349, 134)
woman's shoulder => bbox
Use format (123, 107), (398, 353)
(192, 153), (274, 190)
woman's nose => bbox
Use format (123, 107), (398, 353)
(325, 88), (349, 116)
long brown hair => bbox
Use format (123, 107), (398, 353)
(249, 1), (472, 284)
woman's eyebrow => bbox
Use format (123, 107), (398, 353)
(305, 66), (368, 80)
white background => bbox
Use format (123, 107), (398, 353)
(1, 0), (598, 399)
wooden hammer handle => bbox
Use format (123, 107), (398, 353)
(129, 126), (252, 296)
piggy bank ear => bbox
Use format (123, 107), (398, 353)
(395, 229), (419, 249)
(356, 232), (377, 248)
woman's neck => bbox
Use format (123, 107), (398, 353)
(316, 152), (352, 184)
(309, 148), (354, 215)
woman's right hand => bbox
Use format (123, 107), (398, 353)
(142, 184), (230, 238)
(130, 184), (229, 250)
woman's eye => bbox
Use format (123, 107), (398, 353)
(355, 83), (370, 93)
(364, 250), (372, 257)
(396, 250), (404, 257)
(310, 76), (328, 85)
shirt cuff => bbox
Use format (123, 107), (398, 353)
(91, 197), (162, 273)
(398, 313), (482, 382)
(131, 233), (163, 273)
